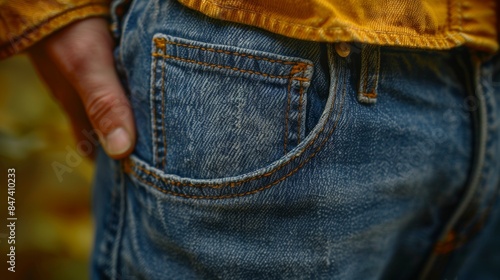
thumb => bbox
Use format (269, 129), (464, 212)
(45, 18), (135, 159)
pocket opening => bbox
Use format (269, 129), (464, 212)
(150, 34), (314, 180)
(124, 35), (347, 199)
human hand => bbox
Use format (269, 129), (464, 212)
(28, 17), (135, 159)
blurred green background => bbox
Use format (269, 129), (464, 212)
(0, 55), (94, 280)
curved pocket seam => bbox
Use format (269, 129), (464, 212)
(125, 73), (346, 199)
(125, 68), (346, 192)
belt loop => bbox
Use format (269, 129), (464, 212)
(357, 44), (380, 104)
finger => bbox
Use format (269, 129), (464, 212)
(45, 18), (135, 159)
(28, 46), (97, 159)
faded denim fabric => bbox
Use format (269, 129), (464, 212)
(91, 0), (500, 279)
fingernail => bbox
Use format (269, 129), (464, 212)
(104, 127), (131, 156)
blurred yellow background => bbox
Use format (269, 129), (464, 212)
(0, 55), (94, 280)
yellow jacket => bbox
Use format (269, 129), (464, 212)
(0, 0), (497, 59)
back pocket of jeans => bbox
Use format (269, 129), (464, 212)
(148, 34), (314, 180)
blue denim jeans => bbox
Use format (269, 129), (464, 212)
(91, 0), (500, 279)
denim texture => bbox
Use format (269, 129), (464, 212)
(91, 0), (500, 279)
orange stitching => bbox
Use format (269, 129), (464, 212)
(123, 157), (132, 173)
(130, 80), (337, 188)
(127, 62), (342, 189)
(362, 92), (377, 98)
(129, 72), (346, 199)
(433, 230), (457, 254)
(161, 44), (167, 169)
(152, 49), (159, 166)
(290, 64), (306, 74)
(153, 37), (313, 67)
(285, 63), (309, 153)
(154, 37), (167, 49)
(367, 83), (378, 99)
(291, 77), (309, 82)
(152, 53), (308, 81)
(298, 79), (304, 144)
(284, 67), (293, 155)
(297, 66), (308, 144)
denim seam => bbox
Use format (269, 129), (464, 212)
(123, 60), (344, 191)
(146, 37), (315, 191)
(298, 78), (304, 144)
(150, 50), (159, 167)
(440, 66), (500, 252)
(284, 67), (293, 154)
(126, 83), (336, 189)
(418, 52), (487, 279)
(284, 64), (309, 154)
(126, 76), (345, 198)
(161, 43), (167, 169)
(151, 53), (309, 81)
(152, 37), (311, 166)
(290, 64), (309, 149)
(159, 38), (313, 66)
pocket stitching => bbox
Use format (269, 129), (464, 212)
(298, 78), (305, 144)
(151, 49), (160, 166)
(125, 69), (345, 190)
(152, 37), (311, 81)
(160, 44), (168, 169)
(126, 72), (346, 199)
(284, 67), (293, 154)
(159, 38), (313, 67)
(152, 53), (309, 80)
(151, 35), (311, 172)
(285, 64), (309, 153)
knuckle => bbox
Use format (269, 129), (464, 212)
(85, 93), (118, 126)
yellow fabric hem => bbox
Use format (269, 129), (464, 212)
(179, 0), (498, 53)
(0, 4), (109, 60)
